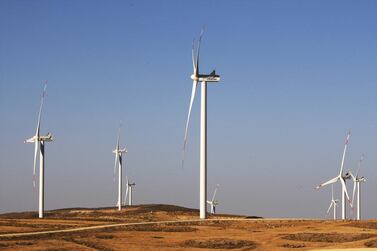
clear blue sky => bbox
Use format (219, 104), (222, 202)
(0, 0), (376, 218)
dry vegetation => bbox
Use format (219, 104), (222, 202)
(0, 204), (377, 250)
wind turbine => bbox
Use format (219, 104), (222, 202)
(207, 184), (219, 214)
(347, 154), (366, 220)
(113, 125), (127, 211)
(24, 81), (53, 218)
(125, 177), (136, 206)
(326, 184), (339, 220)
(183, 29), (220, 219)
(315, 131), (353, 220)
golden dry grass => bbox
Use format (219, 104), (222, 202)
(0, 204), (376, 250)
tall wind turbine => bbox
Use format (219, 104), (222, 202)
(183, 29), (221, 219)
(25, 81), (53, 218)
(315, 131), (353, 220)
(326, 184), (339, 220)
(347, 154), (366, 220)
(125, 177), (136, 206)
(113, 125), (127, 211)
(207, 184), (219, 214)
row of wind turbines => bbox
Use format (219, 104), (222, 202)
(25, 83), (138, 218)
(25, 30), (365, 220)
(25, 30), (221, 219)
(315, 131), (367, 220)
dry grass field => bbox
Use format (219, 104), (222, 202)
(0, 204), (377, 250)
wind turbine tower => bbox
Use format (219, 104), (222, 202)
(125, 177), (136, 206)
(326, 184), (339, 220)
(183, 30), (221, 219)
(207, 184), (219, 214)
(113, 126), (127, 211)
(348, 154), (366, 220)
(25, 81), (53, 218)
(316, 131), (353, 220)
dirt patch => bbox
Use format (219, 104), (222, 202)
(281, 243), (306, 248)
(45, 248), (72, 251)
(245, 216), (263, 219)
(183, 238), (257, 249)
(95, 234), (114, 239)
(124, 224), (196, 232)
(152, 236), (164, 239)
(365, 239), (377, 247)
(63, 236), (114, 251)
(16, 241), (33, 246)
(132, 204), (198, 214)
(0, 243), (9, 247)
(283, 233), (376, 243)
(347, 222), (377, 230)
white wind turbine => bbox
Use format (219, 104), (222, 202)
(326, 184), (339, 220)
(125, 177), (136, 206)
(113, 125), (127, 211)
(183, 29), (221, 219)
(207, 184), (219, 214)
(25, 81), (53, 218)
(315, 131), (353, 220)
(347, 154), (366, 220)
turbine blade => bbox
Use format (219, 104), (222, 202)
(352, 180), (357, 205)
(35, 81), (48, 137)
(331, 184), (334, 200)
(113, 153), (118, 180)
(212, 184), (219, 201)
(326, 202), (333, 214)
(192, 39), (196, 72)
(182, 80), (198, 167)
(339, 131), (351, 176)
(196, 28), (204, 74)
(340, 177), (352, 208)
(125, 184), (129, 202)
(355, 154), (364, 178)
(125, 186), (128, 202)
(116, 124), (121, 150)
(33, 141), (38, 187)
(315, 176), (339, 189)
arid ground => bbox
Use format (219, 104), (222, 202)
(0, 204), (377, 250)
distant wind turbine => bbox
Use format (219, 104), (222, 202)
(347, 154), (366, 220)
(113, 125), (127, 211)
(326, 184), (339, 220)
(315, 131), (353, 220)
(207, 184), (219, 214)
(183, 29), (221, 219)
(125, 177), (136, 206)
(24, 81), (53, 218)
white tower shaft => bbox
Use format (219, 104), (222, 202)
(333, 203), (336, 220)
(39, 142), (44, 218)
(357, 182), (361, 220)
(342, 186), (346, 220)
(118, 155), (122, 211)
(129, 187), (132, 206)
(200, 81), (207, 219)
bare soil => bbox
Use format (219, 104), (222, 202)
(182, 238), (257, 249)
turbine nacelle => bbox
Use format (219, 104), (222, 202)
(113, 148), (127, 154)
(25, 133), (53, 143)
(39, 132), (53, 142)
(191, 71), (221, 83)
